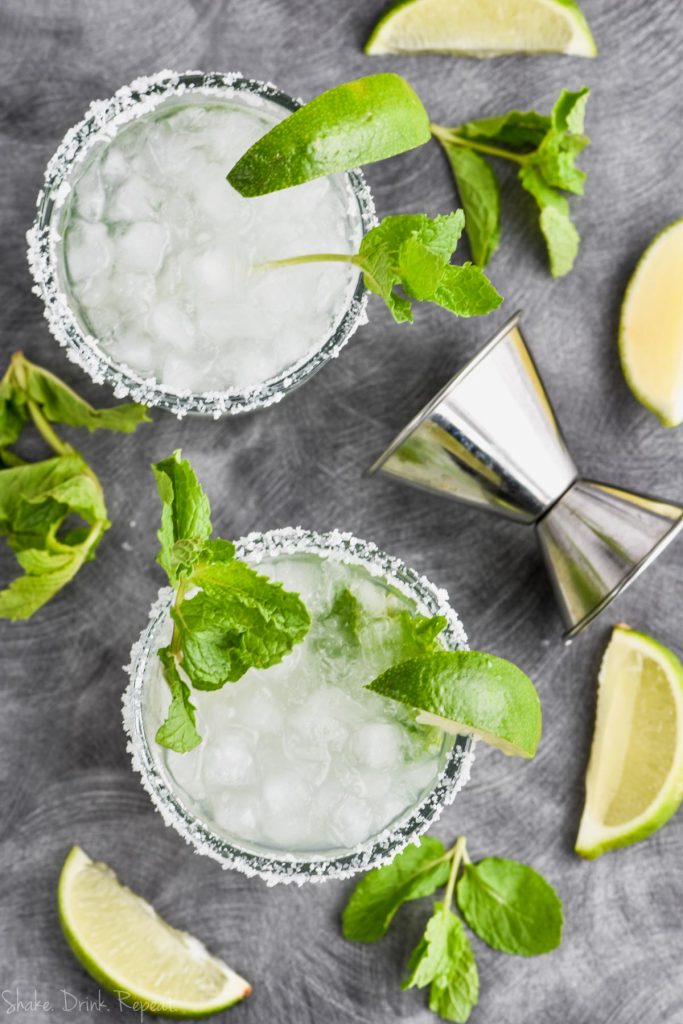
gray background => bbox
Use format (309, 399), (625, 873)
(1, 1), (682, 1021)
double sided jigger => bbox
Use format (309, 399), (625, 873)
(368, 313), (683, 640)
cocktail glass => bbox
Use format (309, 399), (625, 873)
(123, 528), (473, 885)
(27, 71), (376, 417)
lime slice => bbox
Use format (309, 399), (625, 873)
(366, 651), (542, 758)
(576, 626), (683, 859)
(227, 73), (431, 196)
(58, 846), (251, 1017)
(619, 218), (683, 427)
(365, 0), (597, 57)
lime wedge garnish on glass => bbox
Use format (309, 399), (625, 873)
(227, 73), (431, 196)
(366, 651), (542, 758)
(365, 0), (597, 57)
(619, 218), (683, 427)
(58, 846), (251, 1016)
(576, 626), (683, 859)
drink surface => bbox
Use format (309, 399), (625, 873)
(143, 552), (451, 856)
(59, 95), (363, 393)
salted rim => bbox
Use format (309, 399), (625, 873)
(26, 70), (377, 418)
(122, 527), (474, 885)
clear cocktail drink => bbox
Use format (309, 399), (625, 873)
(124, 529), (472, 883)
(28, 72), (374, 415)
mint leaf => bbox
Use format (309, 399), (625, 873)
(440, 146), (500, 267)
(0, 454), (107, 620)
(519, 166), (580, 277)
(403, 903), (479, 1024)
(456, 109), (550, 152)
(356, 212), (501, 323)
(551, 87), (590, 135)
(152, 451), (212, 583)
(342, 835), (450, 943)
(175, 556), (311, 689)
(155, 647), (202, 753)
(19, 360), (149, 433)
(390, 610), (446, 659)
(320, 585), (364, 650)
(457, 857), (563, 956)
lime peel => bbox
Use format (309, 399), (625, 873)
(366, 650), (542, 758)
(58, 846), (251, 1018)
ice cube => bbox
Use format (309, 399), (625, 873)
(100, 146), (129, 184)
(235, 687), (284, 736)
(74, 169), (106, 221)
(349, 723), (404, 771)
(108, 177), (159, 221)
(160, 352), (215, 393)
(212, 789), (259, 839)
(190, 245), (248, 302)
(108, 329), (155, 375)
(166, 748), (203, 796)
(263, 770), (312, 816)
(148, 299), (196, 353)
(287, 687), (353, 752)
(201, 729), (255, 788)
(115, 222), (167, 274)
(65, 221), (111, 283)
(330, 796), (374, 848)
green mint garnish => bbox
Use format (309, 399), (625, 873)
(343, 833), (563, 1023)
(0, 353), (148, 620)
(260, 211), (502, 324)
(432, 88), (590, 277)
(152, 451), (311, 752)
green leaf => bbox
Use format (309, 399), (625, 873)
(426, 910), (479, 1024)
(435, 264), (503, 317)
(390, 610), (447, 659)
(342, 835), (451, 943)
(532, 132), (587, 195)
(457, 857), (563, 956)
(0, 545), (89, 621)
(456, 110), (550, 152)
(0, 454), (107, 619)
(320, 585), (364, 650)
(176, 557), (311, 689)
(155, 647), (202, 753)
(552, 87), (590, 134)
(152, 451), (212, 583)
(518, 166), (580, 277)
(440, 146), (500, 267)
(0, 375), (27, 447)
(403, 903), (479, 1023)
(21, 362), (149, 432)
(356, 212), (500, 323)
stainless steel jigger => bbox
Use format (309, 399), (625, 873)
(367, 312), (683, 640)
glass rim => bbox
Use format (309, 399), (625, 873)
(26, 70), (377, 418)
(122, 527), (475, 885)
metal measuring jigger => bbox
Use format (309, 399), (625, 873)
(367, 313), (683, 640)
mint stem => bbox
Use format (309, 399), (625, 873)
(27, 400), (73, 457)
(443, 836), (468, 917)
(430, 123), (528, 166)
(256, 252), (358, 270)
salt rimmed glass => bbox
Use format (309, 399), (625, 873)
(27, 70), (376, 418)
(123, 528), (474, 885)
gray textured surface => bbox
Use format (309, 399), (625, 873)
(1, 1), (682, 1021)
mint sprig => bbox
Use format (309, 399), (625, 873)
(343, 833), (563, 1023)
(260, 212), (502, 324)
(152, 451), (311, 752)
(432, 88), (590, 277)
(0, 353), (149, 619)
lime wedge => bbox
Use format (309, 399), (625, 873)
(58, 847), (251, 1017)
(366, 651), (542, 758)
(576, 626), (683, 859)
(365, 0), (597, 57)
(619, 218), (683, 427)
(227, 73), (431, 196)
